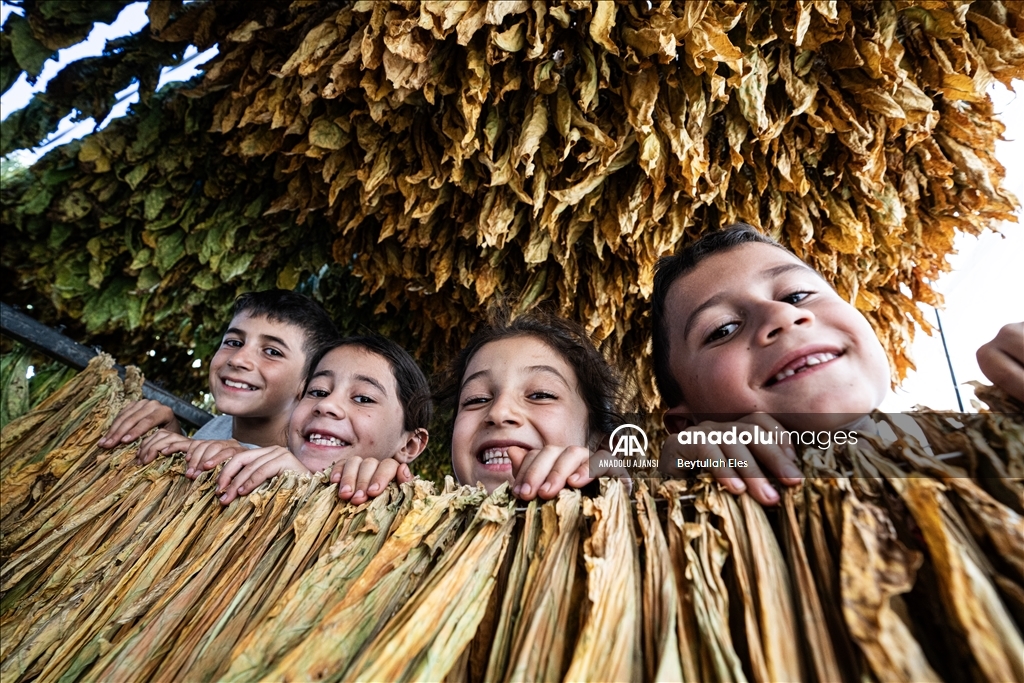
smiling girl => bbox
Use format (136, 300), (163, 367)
(211, 335), (431, 505)
(438, 311), (624, 500)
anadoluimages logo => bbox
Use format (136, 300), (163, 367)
(609, 424), (648, 459)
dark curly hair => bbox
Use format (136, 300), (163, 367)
(436, 309), (623, 444)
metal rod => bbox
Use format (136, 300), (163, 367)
(1, 302), (212, 428)
(935, 308), (964, 412)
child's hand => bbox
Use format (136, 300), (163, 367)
(99, 399), (181, 448)
(977, 322), (1024, 403)
(658, 414), (803, 506)
(507, 445), (625, 501)
(184, 439), (247, 479)
(215, 446), (310, 505)
(329, 457), (413, 505)
(137, 429), (194, 465)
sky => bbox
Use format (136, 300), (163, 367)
(1, 2), (1022, 412)
(0, 2), (216, 156)
(879, 81), (1024, 412)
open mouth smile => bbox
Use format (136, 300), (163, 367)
(479, 447), (512, 466)
(306, 432), (350, 447)
(765, 351), (842, 386)
(475, 440), (533, 469)
(223, 379), (258, 391)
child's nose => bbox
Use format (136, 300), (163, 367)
(313, 399), (344, 419)
(485, 393), (521, 426)
(226, 347), (256, 370)
(758, 301), (814, 343)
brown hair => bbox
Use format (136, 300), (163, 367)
(232, 289), (338, 376)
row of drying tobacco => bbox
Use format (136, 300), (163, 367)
(1, 356), (1021, 682)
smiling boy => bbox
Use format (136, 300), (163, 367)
(653, 226), (1024, 505)
(99, 290), (337, 462)
(652, 223), (893, 504)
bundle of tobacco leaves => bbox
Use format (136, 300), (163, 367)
(0, 353), (140, 530)
(3, 1), (1022, 410)
(0, 341), (78, 430)
(3, 359), (1024, 683)
(482, 490), (583, 683)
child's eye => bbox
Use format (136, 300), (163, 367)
(264, 348), (284, 358)
(705, 322), (739, 344)
(460, 396), (490, 408)
(527, 391), (557, 401)
(353, 395), (376, 404)
(306, 388), (329, 398)
(224, 339), (243, 348)
(781, 291), (812, 304)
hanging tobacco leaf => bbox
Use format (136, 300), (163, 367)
(2, 1), (1021, 418)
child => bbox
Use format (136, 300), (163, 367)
(209, 334), (431, 505)
(98, 290), (337, 463)
(652, 223), (1023, 505)
(438, 311), (623, 500)
(651, 223), (891, 504)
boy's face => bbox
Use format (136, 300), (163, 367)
(208, 312), (308, 421)
(662, 243), (890, 429)
(451, 336), (590, 492)
(287, 346), (422, 472)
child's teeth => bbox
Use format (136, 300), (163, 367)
(775, 368), (797, 382)
(308, 433), (346, 446)
(773, 353), (837, 383)
(225, 380), (256, 390)
(482, 447), (511, 465)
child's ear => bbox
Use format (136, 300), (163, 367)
(663, 405), (693, 434)
(394, 428), (429, 463)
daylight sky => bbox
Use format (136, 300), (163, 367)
(2, 2), (1022, 412)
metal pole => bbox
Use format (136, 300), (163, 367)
(934, 308), (964, 412)
(0, 302), (212, 428)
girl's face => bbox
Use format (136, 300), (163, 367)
(288, 346), (425, 473)
(451, 335), (590, 491)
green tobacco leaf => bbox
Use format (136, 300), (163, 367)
(219, 251), (254, 281)
(1, 30), (19, 95)
(0, 345), (32, 427)
(58, 191), (93, 221)
(308, 118), (348, 150)
(154, 231), (186, 273)
(124, 163), (151, 190)
(144, 185), (174, 221)
(19, 184), (53, 216)
(7, 14), (53, 78)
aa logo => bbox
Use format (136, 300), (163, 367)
(610, 424), (648, 459)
